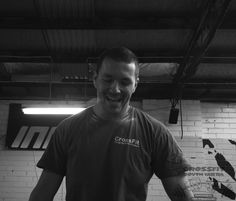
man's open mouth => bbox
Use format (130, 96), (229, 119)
(106, 95), (122, 102)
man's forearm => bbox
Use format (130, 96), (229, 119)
(167, 183), (194, 201)
(29, 187), (54, 201)
(162, 174), (194, 201)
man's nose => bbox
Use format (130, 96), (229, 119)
(110, 81), (121, 93)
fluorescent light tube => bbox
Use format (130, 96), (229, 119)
(22, 107), (86, 115)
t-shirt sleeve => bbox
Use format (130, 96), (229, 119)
(37, 122), (67, 176)
(151, 124), (191, 179)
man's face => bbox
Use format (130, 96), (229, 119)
(94, 58), (138, 116)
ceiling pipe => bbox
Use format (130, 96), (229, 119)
(170, 0), (232, 101)
(168, 0), (232, 128)
(172, 0), (232, 98)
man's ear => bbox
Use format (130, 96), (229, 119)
(136, 77), (139, 85)
(133, 77), (139, 92)
(93, 71), (98, 88)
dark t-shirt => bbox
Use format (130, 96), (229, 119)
(37, 106), (190, 201)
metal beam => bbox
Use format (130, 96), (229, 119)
(0, 54), (183, 63)
(0, 17), (197, 30)
(1, 91), (236, 101)
(1, 13), (235, 30)
(185, 82), (236, 88)
(1, 52), (236, 63)
(0, 82), (171, 100)
(1, 81), (236, 100)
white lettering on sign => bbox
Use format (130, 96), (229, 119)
(11, 126), (28, 148)
(42, 127), (56, 149)
(11, 126), (56, 149)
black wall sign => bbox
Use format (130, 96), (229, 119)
(6, 103), (70, 150)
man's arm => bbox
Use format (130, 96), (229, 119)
(29, 170), (64, 201)
(161, 173), (194, 201)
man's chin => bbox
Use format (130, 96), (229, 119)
(106, 106), (121, 114)
(104, 104), (123, 115)
(102, 99), (128, 115)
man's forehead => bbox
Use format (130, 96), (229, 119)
(102, 57), (128, 65)
(101, 58), (136, 69)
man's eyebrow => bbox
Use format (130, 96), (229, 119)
(121, 77), (132, 81)
(101, 73), (112, 77)
(101, 74), (132, 81)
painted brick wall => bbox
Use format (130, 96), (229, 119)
(0, 100), (236, 201)
(199, 102), (236, 200)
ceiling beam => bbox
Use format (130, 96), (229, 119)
(1, 52), (236, 63)
(0, 13), (235, 30)
(0, 53), (183, 63)
(1, 80), (236, 89)
(1, 81), (236, 100)
(0, 17), (198, 30)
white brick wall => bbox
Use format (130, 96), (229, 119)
(1, 100), (236, 200)
(0, 151), (41, 201)
(201, 102), (236, 138)
(0, 151), (65, 201)
(0, 100), (75, 201)
(143, 99), (202, 138)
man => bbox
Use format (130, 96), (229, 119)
(29, 47), (193, 201)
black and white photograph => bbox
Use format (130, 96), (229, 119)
(0, 0), (236, 201)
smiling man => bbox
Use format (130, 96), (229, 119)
(29, 47), (193, 201)
(93, 48), (138, 119)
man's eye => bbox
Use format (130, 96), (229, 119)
(102, 79), (112, 83)
(121, 80), (131, 86)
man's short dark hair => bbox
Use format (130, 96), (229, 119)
(96, 47), (139, 77)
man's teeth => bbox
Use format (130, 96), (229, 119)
(107, 96), (121, 101)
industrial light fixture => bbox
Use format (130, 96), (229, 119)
(168, 107), (179, 124)
(168, 98), (179, 124)
(22, 107), (86, 115)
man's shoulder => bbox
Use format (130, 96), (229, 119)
(58, 106), (93, 129)
(132, 107), (171, 137)
(132, 107), (162, 125)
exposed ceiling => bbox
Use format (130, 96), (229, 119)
(0, 0), (236, 101)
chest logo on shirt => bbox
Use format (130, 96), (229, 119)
(114, 136), (140, 148)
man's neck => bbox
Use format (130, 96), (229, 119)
(93, 104), (131, 121)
